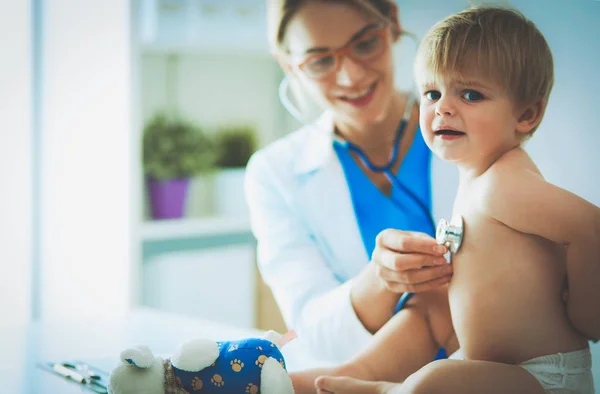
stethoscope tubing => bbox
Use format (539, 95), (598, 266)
(343, 126), (434, 315)
(279, 72), (431, 315)
(343, 123), (437, 234)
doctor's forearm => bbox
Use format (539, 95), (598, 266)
(350, 263), (402, 334)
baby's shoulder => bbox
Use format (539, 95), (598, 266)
(475, 149), (544, 214)
(482, 149), (541, 187)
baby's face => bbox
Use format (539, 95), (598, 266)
(415, 67), (521, 167)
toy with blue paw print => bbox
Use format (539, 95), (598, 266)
(108, 330), (296, 394)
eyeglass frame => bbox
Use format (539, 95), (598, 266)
(288, 24), (392, 80)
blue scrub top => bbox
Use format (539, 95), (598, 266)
(334, 127), (447, 360)
(333, 127), (434, 259)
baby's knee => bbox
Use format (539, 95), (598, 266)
(402, 360), (446, 394)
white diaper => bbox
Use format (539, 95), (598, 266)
(448, 347), (594, 394)
(519, 347), (594, 394)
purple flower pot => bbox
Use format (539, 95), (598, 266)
(147, 178), (190, 219)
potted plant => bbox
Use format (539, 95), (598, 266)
(143, 113), (215, 220)
(213, 125), (257, 217)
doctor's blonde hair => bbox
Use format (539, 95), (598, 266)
(267, 0), (401, 54)
(416, 6), (554, 136)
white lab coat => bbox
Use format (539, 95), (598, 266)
(244, 111), (456, 363)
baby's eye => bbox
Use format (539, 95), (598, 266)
(425, 91), (441, 101)
(463, 90), (484, 101)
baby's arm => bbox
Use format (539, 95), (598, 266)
(483, 165), (600, 340)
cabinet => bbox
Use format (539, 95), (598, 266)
(143, 244), (257, 328)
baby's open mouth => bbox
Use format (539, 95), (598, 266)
(435, 129), (465, 136)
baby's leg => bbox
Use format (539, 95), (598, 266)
(315, 359), (546, 394)
(314, 376), (400, 394)
(398, 358), (546, 394)
(339, 292), (449, 382)
(289, 305), (433, 394)
(291, 288), (455, 393)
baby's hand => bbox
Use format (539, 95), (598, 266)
(560, 283), (599, 342)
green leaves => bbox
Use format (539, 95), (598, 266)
(143, 114), (216, 180)
(214, 125), (257, 169)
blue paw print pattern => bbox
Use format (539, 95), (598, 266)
(173, 338), (286, 393)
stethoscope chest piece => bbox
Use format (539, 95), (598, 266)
(436, 215), (464, 254)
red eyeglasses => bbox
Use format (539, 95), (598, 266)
(293, 26), (391, 80)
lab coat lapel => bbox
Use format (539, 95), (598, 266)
(294, 114), (369, 278)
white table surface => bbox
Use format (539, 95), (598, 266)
(2, 307), (598, 393)
(0, 307), (325, 394)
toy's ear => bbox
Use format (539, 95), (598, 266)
(119, 345), (156, 368)
(171, 338), (220, 372)
(260, 357), (295, 394)
(262, 330), (282, 344)
(108, 345), (164, 394)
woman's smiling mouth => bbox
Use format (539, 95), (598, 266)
(339, 83), (377, 107)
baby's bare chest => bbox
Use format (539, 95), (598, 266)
(448, 189), (565, 302)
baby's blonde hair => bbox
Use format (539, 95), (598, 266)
(416, 6), (554, 136)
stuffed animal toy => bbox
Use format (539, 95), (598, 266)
(108, 330), (296, 394)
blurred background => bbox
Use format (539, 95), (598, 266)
(1, 0), (599, 382)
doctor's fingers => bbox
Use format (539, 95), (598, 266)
(373, 246), (448, 271)
(376, 229), (447, 255)
(375, 264), (452, 293)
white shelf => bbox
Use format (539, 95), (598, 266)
(141, 216), (252, 242)
(140, 43), (270, 57)
(137, 0), (268, 56)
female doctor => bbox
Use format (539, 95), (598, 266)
(245, 0), (453, 364)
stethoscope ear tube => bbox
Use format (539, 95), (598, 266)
(278, 76), (305, 123)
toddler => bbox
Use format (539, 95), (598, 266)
(303, 6), (600, 394)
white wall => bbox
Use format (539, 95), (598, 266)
(397, 0), (600, 384)
(140, 52), (282, 147)
(40, 0), (135, 321)
(0, 1), (33, 328)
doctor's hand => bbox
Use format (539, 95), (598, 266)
(372, 229), (452, 293)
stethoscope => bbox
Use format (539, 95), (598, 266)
(395, 214), (463, 312)
(332, 100), (465, 313)
(340, 119), (436, 234)
(280, 77), (435, 227)
(278, 76), (464, 314)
